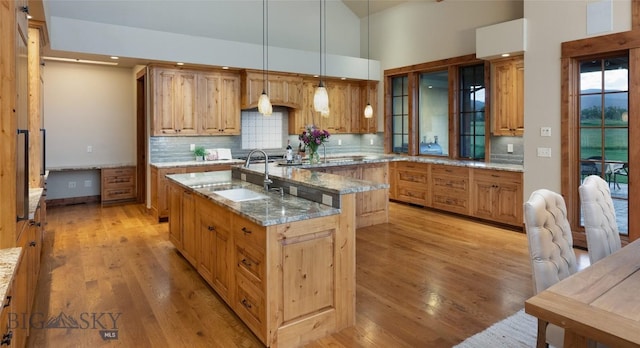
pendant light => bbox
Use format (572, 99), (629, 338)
(363, 0), (373, 119)
(258, 0), (273, 116)
(314, 0), (329, 116)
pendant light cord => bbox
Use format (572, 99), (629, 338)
(367, 0), (370, 103)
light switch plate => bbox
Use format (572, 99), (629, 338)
(540, 127), (552, 137)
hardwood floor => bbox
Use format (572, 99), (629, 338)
(26, 202), (584, 347)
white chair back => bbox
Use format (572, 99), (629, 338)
(579, 175), (621, 264)
(524, 189), (578, 295)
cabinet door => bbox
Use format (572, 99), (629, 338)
(197, 198), (232, 302)
(168, 184), (182, 248)
(153, 69), (179, 134)
(181, 190), (197, 266)
(349, 84), (362, 133)
(491, 56), (524, 136)
(325, 82), (349, 133)
(219, 74), (241, 134)
(199, 73), (224, 134)
(360, 82), (378, 134)
(358, 164), (389, 227)
(289, 80), (322, 134)
(176, 72), (198, 135)
(470, 179), (495, 220)
(494, 181), (522, 225)
(158, 168), (187, 219)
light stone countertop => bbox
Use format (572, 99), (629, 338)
(153, 153), (523, 172)
(47, 163), (136, 171)
(0, 247), (22, 307)
(167, 171), (341, 226)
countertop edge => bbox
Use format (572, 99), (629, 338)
(0, 247), (23, 308)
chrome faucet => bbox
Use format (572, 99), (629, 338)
(244, 149), (273, 191)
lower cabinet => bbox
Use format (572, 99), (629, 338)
(390, 161), (523, 227)
(168, 181), (356, 347)
(101, 166), (136, 205)
(314, 163), (389, 228)
(471, 169), (523, 226)
(430, 164), (470, 215)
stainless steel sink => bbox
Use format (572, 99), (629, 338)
(212, 188), (268, 202)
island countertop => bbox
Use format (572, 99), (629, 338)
(167, 170), (341, 226)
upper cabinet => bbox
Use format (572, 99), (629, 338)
(490, 56), (524, 136)
(241, 70), (303, 109)
(289, 78), (378, 135)
(149, 66), (241, 136)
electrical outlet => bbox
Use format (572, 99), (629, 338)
(338, 139), (342, 146)
(190, 144), (195, 151)
(289, 186), (298, 196)
(84, 180), (92, 187)
(68, 181), (77, 188)
(537, 147), (552, 157)
(86, 145), (92, 153)
(540, 127), (552, 137)
(370, 138), (374, 145)
(507, 144), (514, 153)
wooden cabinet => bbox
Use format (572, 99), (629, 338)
(317, 163), (389, 228)
(1, 280), (14, 348)
(168, 182), (356, 347)
(150, 66), (241, 136)
(289, 79), (378, 135)
(151, 164), (231, 222)
(430, 165), (470, 215)
(394, 161), (430, 206)
(491, 56), (524, 136)
(358, 81), (378, 134)
(101, 166), (136, 205)
(151, 68), (198, 135)
(13, 223), (29, 348)
(241, 70), (303, 109)
(196, 196), (232, 302)
(199, 72), (241, 135)
(471, 168), (523, 226)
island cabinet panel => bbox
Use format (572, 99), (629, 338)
(315, 163), (389, 228)
(470, 169), (523, 226)
(196, 197), (232, 301)
(394, 162), (430, 206)
(168, 177), (356, 347)
(430, 165), (470, 215)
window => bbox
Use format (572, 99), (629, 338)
(579, 55), (628, 235)
(458, 64), (486, 160)
(418, 71), (449, 156)
(391, 76), (409, 153)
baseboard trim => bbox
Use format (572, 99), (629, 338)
(46, 195), (100, 207)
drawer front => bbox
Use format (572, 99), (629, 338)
(396, 185), (428, 206)
(431, 192), (469, 215)
(103, 187), (136, 201)
(103, 175), (135, 187)
(236, 244), (265, 287)
(235, 272), (266, 341)
(397, 169), (428, 185)
(103, 167), (135, 177)
(473, 169), (522, 184)
(431, 165), (468, 178)
(233, 216), (266, 251)
(431, 175), (468, 192)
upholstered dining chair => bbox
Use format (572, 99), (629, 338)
(579, 175), (621, 264)
(524, 189), (578, 348)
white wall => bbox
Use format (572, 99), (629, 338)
(522, 0), (631, 198)
(44, 61), (136, 168)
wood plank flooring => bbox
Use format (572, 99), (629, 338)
(27, 202), (586, 347)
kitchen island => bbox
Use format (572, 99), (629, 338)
(166, 167), (388, 347)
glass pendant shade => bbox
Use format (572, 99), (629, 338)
(313, 85), (329, 114)
(364, 103), (373, 118)
(258, 91), (272, 116)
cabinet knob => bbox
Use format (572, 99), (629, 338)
(241, 227), (251, 234)
(207, 225), (215, 231)
(29, 241), (36, 247)
(240, 258), (252, 267)
(1, 331), (12, 346)
(3, 296), (11, 308)
(241, 298), (252, 309)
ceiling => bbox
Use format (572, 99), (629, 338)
(28, 0), (437, 68)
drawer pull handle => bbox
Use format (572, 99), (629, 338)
(241, 258), (252, 267)
(241, 299), (252, 309)
(207, 226), (215, 231)
(29, 241), (36, 247)
(241, 227), (251, 234)
(1, 331), (12, 346)
(3, 296), (11, 308)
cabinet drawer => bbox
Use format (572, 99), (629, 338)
(103, 187), (136, 201)
(397, 170), (428, 185)
(102, 174), (135, 188)
(235, 272), (266, 341)
(396, 186), (428, 206)
(236, 244), (265, 288)
(431, 165), (468, 178)
(233, 216), (266, 251)
(102, 167), (135, 177)
(431, 175), (468, 192)
(431, 193), (469, 215)
(473, 169), (522, 183)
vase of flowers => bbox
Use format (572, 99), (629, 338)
(298, 125), (330, 164)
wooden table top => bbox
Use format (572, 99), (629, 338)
(525, 239), (640, 347)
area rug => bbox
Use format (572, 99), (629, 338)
(453, 309), (537, 348)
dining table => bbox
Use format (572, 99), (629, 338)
(525, 238), (640, 348)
